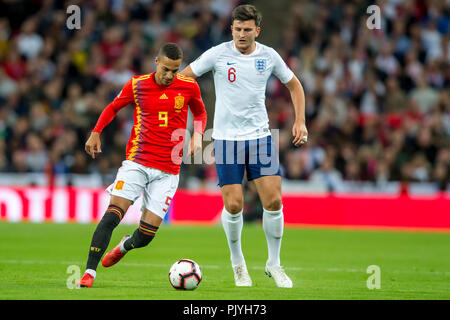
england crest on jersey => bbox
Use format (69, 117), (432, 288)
(255, 58), (267, 74)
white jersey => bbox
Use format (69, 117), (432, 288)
(190, 40), (294, 141)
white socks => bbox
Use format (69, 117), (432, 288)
(263, 206), (284, 267)
(222, 205), (284, 268)
(221, 207), (245, 267)
(85, 268), (96, 278)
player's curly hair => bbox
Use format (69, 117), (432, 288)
(231, 4), (262, 27)
(158, 43), (183, 61)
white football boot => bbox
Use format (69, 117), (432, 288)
(265, 264), (293, 288)
(232, 263), (252, 287)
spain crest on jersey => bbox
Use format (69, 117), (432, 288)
(255, 58), (267, 74)
(174, 94), (185, 113)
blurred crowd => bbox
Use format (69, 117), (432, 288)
(269, 0), (450, 191)
(0, 0), (449, 191)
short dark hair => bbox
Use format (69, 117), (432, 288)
(158, 43), (183, 60)
(231, 5), (262, 27)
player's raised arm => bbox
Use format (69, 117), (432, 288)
(284, 75), (308, 147)
(85, 79), (134, 159)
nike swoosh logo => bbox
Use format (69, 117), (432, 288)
(227, 62), (236, 65)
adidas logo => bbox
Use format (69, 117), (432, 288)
(159, 93), (168, 99)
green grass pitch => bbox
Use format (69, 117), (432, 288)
(0, 222), (449, 300)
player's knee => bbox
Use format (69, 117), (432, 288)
(224, 200), (243, 214)
(264, 197), (282, 212)
(221, 185), (243, 214)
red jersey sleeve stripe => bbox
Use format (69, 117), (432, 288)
(128, 77), (145, 161)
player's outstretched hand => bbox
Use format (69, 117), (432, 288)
(188, 132), (203, 157)
(85, 132), (102, 159)
(292, 121), (308, 147)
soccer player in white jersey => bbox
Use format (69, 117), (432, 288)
(180, 5), (307, 288)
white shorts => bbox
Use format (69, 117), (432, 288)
(106, 160), (179, 219)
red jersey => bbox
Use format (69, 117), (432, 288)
(92, 72), (207, 175)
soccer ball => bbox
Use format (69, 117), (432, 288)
(169, 259), (202, 290)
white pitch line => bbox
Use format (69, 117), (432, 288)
(0, 259), (449, 276)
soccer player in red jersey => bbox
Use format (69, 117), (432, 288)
(77, 43), (207, 288)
